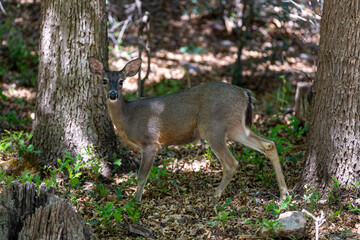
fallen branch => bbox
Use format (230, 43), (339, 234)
(302, 209), (326, 240)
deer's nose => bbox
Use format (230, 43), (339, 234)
(108, 91), (118, 100)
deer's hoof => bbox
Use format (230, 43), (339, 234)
(213, 190), (222, 201)
(135, 193), (142, 202)
(280, 189), (290, 201)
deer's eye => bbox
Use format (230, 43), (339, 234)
(103, 79), (108, 85)
(118, 79), (123, 85)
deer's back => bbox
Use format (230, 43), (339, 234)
(123, 82), (249, 148)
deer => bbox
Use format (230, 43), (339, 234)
(89, 57), (289, 202)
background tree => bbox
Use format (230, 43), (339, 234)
(298, 0), (360, 193)
(30, 0), (119, 169)
(5, 0), (360, 238)
(231, 0), (254, 86)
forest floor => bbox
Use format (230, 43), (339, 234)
(1, 1), (360, 239)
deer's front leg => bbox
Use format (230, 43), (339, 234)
(135, 145), (158, 202)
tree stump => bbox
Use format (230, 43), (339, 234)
(0, 182), (93, 240)
(294, 82), (313, 126)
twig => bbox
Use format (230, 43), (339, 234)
(0, 0), (6, 15)
(137, 11), (151, 98)
(302, 209), (326, 240)
(174, 161), (186, 174)
(117, 16), (131, 44)
(283, 0), (305, 11)
(135, 0), (142, 16)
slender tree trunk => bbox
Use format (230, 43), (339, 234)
(30, 0), (119, 169)
(298, 0), (360, 193)
(232, 0), (254, 86)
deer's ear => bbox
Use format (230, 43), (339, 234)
(122, 58), (142, 78)
(89, 57), (104, 75)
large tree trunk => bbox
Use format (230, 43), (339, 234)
(31, 0), (119, 168)
(298, 0), (360, 193)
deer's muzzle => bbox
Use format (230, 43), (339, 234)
(108, 91), (119, 100)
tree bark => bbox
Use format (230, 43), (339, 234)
(31, 0), (119, 168)
(0, 183), (93, 240)
(0, 183), (36, 240)
(297, 0), (360, 193)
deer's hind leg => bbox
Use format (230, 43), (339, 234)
(199, 127), (239, 198)
(229, 129), (289, 199)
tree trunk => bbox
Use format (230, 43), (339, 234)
(31, 0), (119, 168)
(297, 0), (360, 193)
(232, 0), (254, 86)
(0, 183), (93, 240)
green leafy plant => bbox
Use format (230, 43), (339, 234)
(331, 209), (342, 221)
(204, 147), (216, 165)
(287, 116), (308, 139)
(84, 145), (104, 183)
(0, 17), (39, 86)
(17, 170), (34, 184)
(239, 147), (274, 184)
(264, 195), (292, 218)
(123, 201), (141, 224)
(2, 175), (14, 185)
(284, 153), (303, 167)
(268, 124), (294, 155)
(259, 218), (284, 233)
(348, 202), (360, 213)
(116, 188), (123, 200)
(0, 131), (41, 157)
(149, 79), (181, 96)
(240, 148), (265, 171)
(0, 110), (28, 127)
(92, 201), (122, 227)
(277, 75), (294, 111)
(112, 152), (122, 173)
(33, 174), (43, 192)
(0, 90), (7, 100)
(302, 185), (322, 210)
(209, 198), (234, 226)
(351, 178), (360, 189)
(0, 169), (14, 185)
(289, 237), (302, 240)
(180, 45), (206, 54)
(148, 163), (169, 183)
(0, 169), (6, 181)
(328, 176), (347, 202)
(56, 152), (85, 190)
(90, 183), (109, 200)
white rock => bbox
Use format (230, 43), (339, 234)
(262, 211), (307, 238)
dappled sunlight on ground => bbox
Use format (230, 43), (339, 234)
(4, 1), (360, 239)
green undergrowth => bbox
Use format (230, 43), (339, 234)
(0, 14), (39, 87)
(0, 117), (358, 238)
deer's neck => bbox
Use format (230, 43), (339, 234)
(107, 97), (127, 130)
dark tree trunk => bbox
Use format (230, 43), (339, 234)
(30, 0), (120, 168)
(232, 0), (254, 86)
(297, 0), (360, 193)
(0, 183), (93, 240)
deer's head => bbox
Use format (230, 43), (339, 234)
(89, 57), (142, 102)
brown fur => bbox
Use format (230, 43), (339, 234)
(89, 57), (289, 202)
